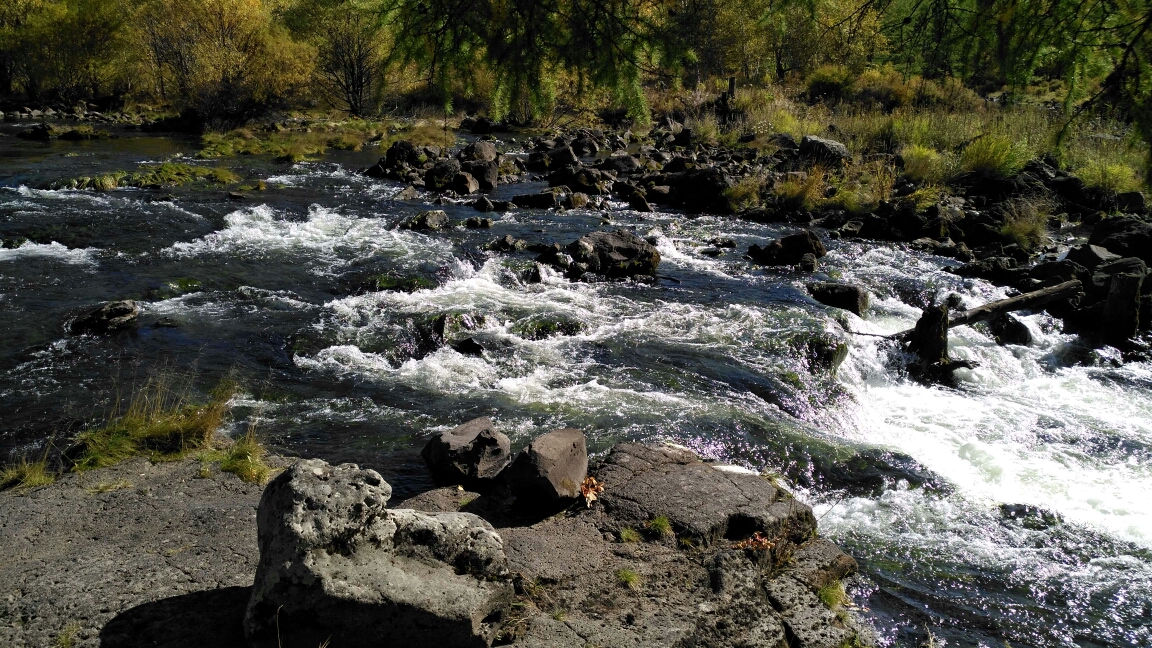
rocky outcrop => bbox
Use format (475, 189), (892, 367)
(1089, 217), (1152, 264)
(245, 460), (513, 648)
(70, 300), (138, 334)
(562, 229), (661, 279)
(422, 417), (512, 484)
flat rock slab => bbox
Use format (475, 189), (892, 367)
(0, 456), (272, 648)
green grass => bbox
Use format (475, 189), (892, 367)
(959, 135), (1029, 177)
(775, 169), (825, 211)
(818, 581), (847, 608)
(618, 527), (642, 543)
(219, 428), (272, 484)
(85, 479), (132, 494)
(1076, 160), (1144, 193)
(723, 176), (762, 211)
(901, 144), (948, 183)
(999, 198), (1052, 250)
(647, 515), (674, 538)
(0, 456), (56, 492)
(615, 568), (642, 590)
(55, 621), (81, 648)
(71, 376), (237, 472)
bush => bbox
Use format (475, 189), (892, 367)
(853, 67), (915, 111)
(807, 65), (853, 102)
(1076, 161), (1143, 194)
(999, 198), (1052, 250)
(959, 135), (1028, 177)
(723, 176), (762, 211)
(901, 145), (948, 183)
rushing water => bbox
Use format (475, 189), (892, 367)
(1, 126), (1149, 647)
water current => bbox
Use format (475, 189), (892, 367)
(0, 127), (1149, 647)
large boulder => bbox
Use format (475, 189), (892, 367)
(1066, 244), (1121, 269)
(566, 229), (661, 278)
(748, 230), (827, 266)
(245, 460), (513, 648)
(1089, 216), (1152, 264)
(424, 159), (462, 191)
(459, 140), (497, 163)
(503, 428), (588, 506)
(422, 417), (512, 483)
(385, 139), (426, 168)
(401, 210), (450, 231)
(70, 300), (138, 334)
(799, 136), (851, 166)
(548, 165), (610, 195)
(807, 282), (869, 315)
(462, 159), (499, 191)
(667, 167), (735, 212)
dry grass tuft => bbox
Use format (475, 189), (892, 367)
(219, 427), (272, 484)
(775, 168), (826, 211)
(1000, 198), (1053, 250)
(615, 568), (642, 590)
(0, 455), (56, 492)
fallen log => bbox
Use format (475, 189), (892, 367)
(886, 280), (1082, 339)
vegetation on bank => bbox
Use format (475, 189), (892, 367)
(55, 162), (241, 191)
(1, 374), (273, 492)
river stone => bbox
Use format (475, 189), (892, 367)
(70, 299), (138, 334)
(402, 209), (450, 230)
(245, 459), (513, 648)
(566, 229), (661, 278)
(422, 417), (512, 483)
(807, 282), (869, 316)
(462, 159), (499, 191)
(424, 158), (462, 191)
(460, 140), (497, 162)
(595, 443), (817, 545)
(799, 135), (852, 166)
(1101, 272), (1143, 345)
(504, 428), (588, 505)
(451, 171), (480, 195)
(749, 230), (827, 266)
(1066, 244), (1121, 269)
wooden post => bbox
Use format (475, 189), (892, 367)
(727, 76), (736, 100)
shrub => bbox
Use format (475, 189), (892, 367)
(853, 67), (915, 111)
(807, 65), (853, 102)
(901, 145), (948, 183)
(1076, 161), (1143, 194)
(775, 168), (826, 211)
(959, 135), (1028, 177)
(999, 199), (1052, 250)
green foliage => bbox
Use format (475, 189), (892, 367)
(901, 145), (948, 183)
(999, 198), (1052, 251)
(808, 65), (853, 102)
(647, 514), (674, 538)
(775, 169), (826, 211)
(0, 456), (56, 492)
(959, 135), (1029, 177)
(723, 176), (762, 211)
(818, 581), (847, 608)
(618, 527), (642, 543)
(219, 428), (272, 484)
(615, 568), (642, 590)
(55, 621), (81, 648)
(1076, 160), (1144, 193)
(71, 376), (237, 471)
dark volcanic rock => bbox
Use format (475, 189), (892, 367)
(424, 159), (462, 191)
(566, 229), (661, 278)
(460, 140), (498, 162)
(748, 230), (827, 266)
(1089, 216), (1152, 264)
(462, 160), (499, 191)
(512, 192), (560, 209)
(1101, 272), (1144, 346)
(422, 417), (512, 483)
(807, 282), (869, 315)
(401, 210), (450, 231)
(245, 460), (513, 648)
(667, 167), (735, 212)
(988, 313), (1033, 346)
(1066, 244), (1121, 269)
(503, 428), (588, 506)
(799, 136), (851, 166)
(71, 300), (139, 334)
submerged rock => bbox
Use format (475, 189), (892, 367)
(70, 300), (138, 334)
(245, 459), (513, 648)
(422, 417), (512, 484)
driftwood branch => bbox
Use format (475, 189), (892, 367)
(884, 280), (1082, 340)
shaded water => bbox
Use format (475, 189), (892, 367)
(1, 126), (1149, 647)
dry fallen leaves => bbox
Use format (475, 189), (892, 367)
(734, 532), (774, 551)
(581, 476), (604, 507)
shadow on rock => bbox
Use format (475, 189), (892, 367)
(100, 586), (250, 648)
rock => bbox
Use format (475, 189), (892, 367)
(464, 216), (493, 228)
(546, 145), (579, 167)
(628, 194), (653, 212)
(462, 160), (499, 191)
(422, 417), (512, 483)
(1066, 244), (1121, 269)
(451, 171), (480, 194)
(1089, 216), (1152, 264)
(460, 140), (497, 162)
(563, 192), (589, 209)
(470, 117), (498, 135)
(484, 235), (526, 253)
(385, 139), (425, 167)
(764, 575), (855, 648)
(70, 300), (139, 334)
(667, 167), (735, 212)
(799, 253), (818, 271)
(999, 503), (1063, 530)
(473, 195), (495, 212)
(395, 184), (418, 200)
(1116, 191), (1146, 214)
(503, 428), (588, 506)
(1100, 272), (1143, 346)
(988, 313), (1032, 346)
(401, 210), (450, 231)
(424, 159), (462, 191)
(566, 229), (661, 278)
(245, 460), (513, 648)
(799, 136), (851, 166)
(512, 192), (560, 209)
(16, 123), (52, 140)
(595, 443), (816, 545)
(748, 230), (827, 266)
(548, 165), (610, 195)
(596, 153), (641, 174)
(807, 282), (869, 316)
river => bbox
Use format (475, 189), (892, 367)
(0, 126), (1148, 647)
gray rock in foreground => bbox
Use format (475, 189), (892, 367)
(422, 416), (512, 483)
(245, 459), (513, 648)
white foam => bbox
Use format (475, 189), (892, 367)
(0, 241), (98, 265)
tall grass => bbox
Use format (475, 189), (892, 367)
(72, 375), (238, 471)
(1000, 198), (1053, 250)
(775, 168), (826, 211)
(0, 455), (55, 492)
(959, 135), (1030, 177)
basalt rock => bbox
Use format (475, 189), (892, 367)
(503, 428), (588, 507)
(462, 160), (499, 191)
(460, 140), (498, 163)
(70, 300), (139, 334)
(807, 282), (869, 316)
(401, 210), (450, 231)
(548, 165), (610, 195)
(245, 460), (513, 648)
(1089, 216), (1152, 264)
(424, 159), (462, 191)
(512, 192), (560, 209)
(748, 230), (827, 266)
(565, 229), (661, 278)
(422, 417), (512, 484)
(799, 136), (851, 166)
